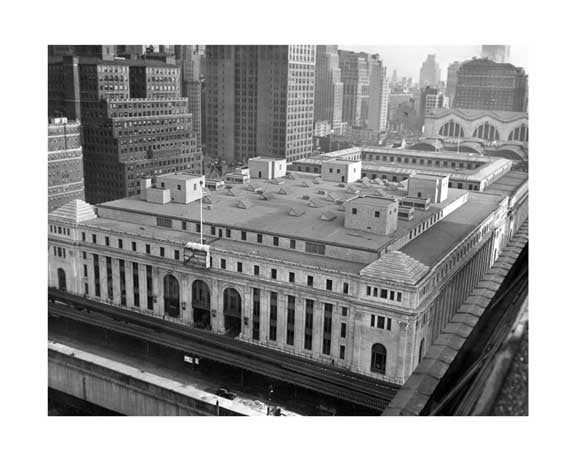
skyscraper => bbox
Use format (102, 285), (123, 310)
(205, 45), (316, 163)
(175, 45), (203, 144)
(445, 61), (461, 104)
(419, 54), (441, 88)
(48, 117), (85, 211)
(48, 55), (202, 204)
(453, 58), (528, 112)
(481, 45), (511, 64)
(338, 51), (389, 132)
(314, 45), (343, 133)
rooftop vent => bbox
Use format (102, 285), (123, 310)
(317, 189), (326, 195)
(237, 199), (253, 209)
(398, 206), (415, 221)
(325, 192), (339, 202)
(312, 177), (322, 184)
(300, 181), (310, 188)
(302, 194), (310, 200)
(308, 199), (321, 208)
(271, 178), (285, 185)
(260, 192), (274, 201)
(289, 207), (305, 217)
(345, 185), (360, 194)
(225, 188), (237, 196)
(277, 187), (289, 195)
(203, 196), (213, 204)
(320, 211), (337, 221)
(286, 172), (296, 180)
(247, 184), (257, 192)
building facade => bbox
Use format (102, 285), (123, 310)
(453, 58), (528, 112)
(419, 55), (441, 88)
(314, 45), (343, 133)
(48, 118), (85, 212)
(174, 45), (202, 145)
(445, 61), (461, 103)
(205, 45), (315, 164)
(48, 56), (202, 204)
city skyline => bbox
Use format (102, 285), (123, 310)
(340, 45), (529, 82)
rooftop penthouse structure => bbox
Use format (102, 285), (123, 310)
(290, 146), (514, 192)
(48, 158), (527, 385)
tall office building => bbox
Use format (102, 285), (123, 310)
(174, 45), (203, 144)
(205, 45), (316, 164)
(418, 86), (449, 122)
(48, 117), (85, 211)
(419, 54), (441, 88)
(338, 50), (389, 132)
(48, 56), (202, 204)
(481, 45), (510, 64)
(48, 45), (117, 61)
(314, 45), (343, 133)
(445, 61), (461, 103)
(453, 58), (528, 112)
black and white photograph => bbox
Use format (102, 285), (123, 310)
(4, 1), (575, 460)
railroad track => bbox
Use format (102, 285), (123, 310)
(48, 291), (399, 410)
(428, 254), (528, 416)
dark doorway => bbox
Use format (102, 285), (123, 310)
(192, 280), (211, 330)
(57, 268), (67, 291)
(370, 343), (387, 375)
(223, 287), (242, 337)
(163, 274), (180, 318)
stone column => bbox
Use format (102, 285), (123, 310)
(180, 275), (191, 324)
(112, 258), (121, 306)
(153, 266), (161, 316)
(294, 295), (305, 353)
(276, 291), (287, 346)
(125, 260), (134, 308)
(312, 298), (323, 359)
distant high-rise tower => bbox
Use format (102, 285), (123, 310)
(175, 45), (202, 144)
(338, 50), (389, 132)
(419, 54), (441, 88)
(446, 61), (461, 104)
(48, 117), (85, 211)
(481, 45), (511, 64)
(205, 45), (316, 163)
(453, 58), (528, 112)
(314, 45), (343, 133)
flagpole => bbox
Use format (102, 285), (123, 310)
(200, 183), (203, 244)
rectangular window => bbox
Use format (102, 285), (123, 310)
(241, 231), (247, 240)
(132, 241), (136, 251)
(375, 211), (380, 218)
(340, 345), (346, 360)
(237, 262), (243, 273)
(307, 275), (314, 287)
(377, 316), (385, 329)
(252, 288), (260, 341)
(290, 239), (296, 249)
(304, 299), (314, 350)
(254, 265), (260, 276)
(146, 265), (153, 310)
(343, 282), (349, 294)
(271, 268), (277, 280)
(340, 323), (347, 338)
(352, 208), (357, 215)
(373, 287), (379, 297)
(269, 292), (278, 341)
(160, 247), (165, 257)
(106, 256), (113, 299)
(132, 262), (140, 307)
(322, 338), (331, 356)
(157, 217), (172, 228)
(174, 250), (180, 260)
(218, 229), (223, 238)
(390, 290), (395, 301)
(82, 251), (86, 260)
(118, 239), (123, 249)
(220, 258), (226, 269)
(82, 232), (86, 242)
(145, 244), (151, 254)
(211, 226), (216, 235)
(196, 223), (201, 233)
(105, 236), (110, 246)
(83, 264), (88, 277)
(341, 307), (348, 317)
(326, 279), (332, 291)
(397, 292), (402, 302)
(93, 254), (100, 297)
(119, 259), (126, 306)
(273, 236), (279, 246)
(257, 234), (263, 243)
(92, 234), (97, 244)
(181, 221), (187, 231)
(366, 286), (371, 296)
(370, 314), (375, 327)
(387, 318), (392, 331)
(287, 295), (295, 346)
(380, 289), (388, 299)
(305, 241), (325, 255)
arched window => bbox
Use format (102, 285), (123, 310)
(370, 343), (387, 375)
(473, 122), (500, 142)
(439, 120), (464, 138)
(163, 274), (180, 318)
(418, 338), (425, 365)
(223, 287), (242, 337)
(507, 124), (528, 142)
(192, 280), (211, 329)
(57, 268), (67, 291)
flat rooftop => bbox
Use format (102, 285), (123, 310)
(97, 172), (470, 253)
(484, 171), (528, 198)
(401, 192), (503, 267)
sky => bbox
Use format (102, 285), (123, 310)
(340, 45), (529, 82)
